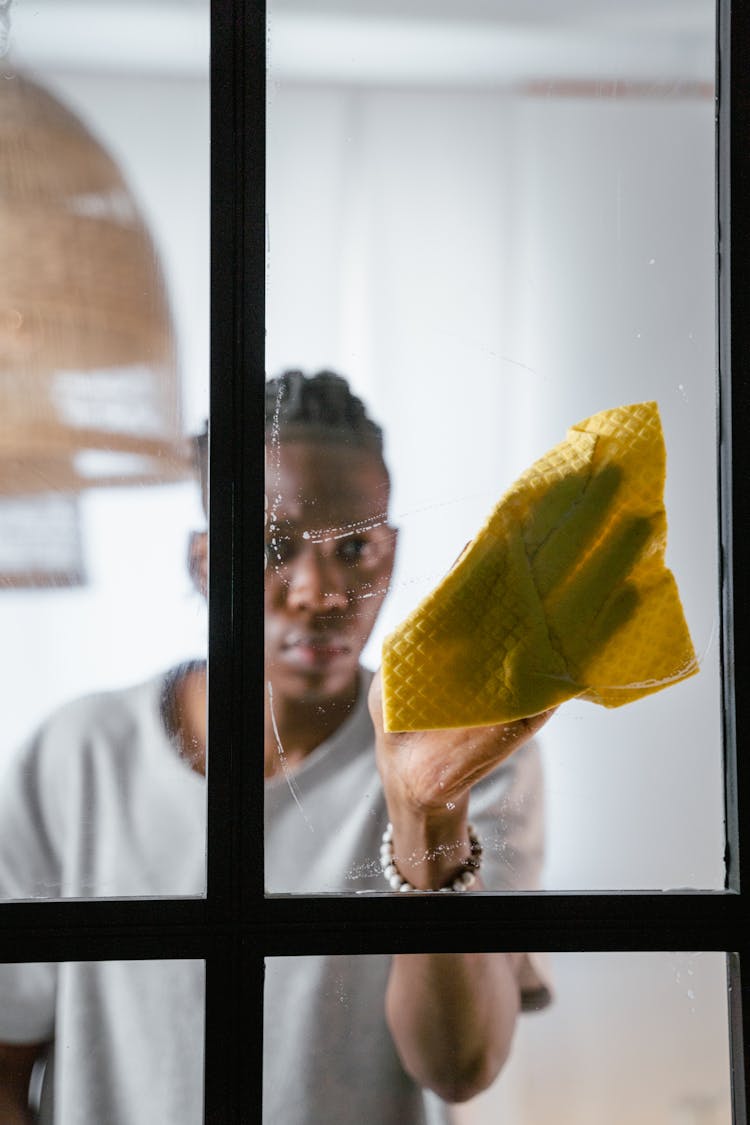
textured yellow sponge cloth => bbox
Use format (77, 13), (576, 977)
(381, 401), (698, 732)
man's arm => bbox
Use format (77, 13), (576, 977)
(386, 950), (524, 1103)
(0, 1041), (46, 1124)
(382, 801), (529, 1102)
(369, 673), (552, 1103)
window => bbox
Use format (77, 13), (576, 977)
(0, 1), (747, 1121)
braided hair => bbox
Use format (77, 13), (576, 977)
(265, 370), (386, 464)
(192, 371), (387, 514)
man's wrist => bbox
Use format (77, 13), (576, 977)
(381, 807), (480, 891)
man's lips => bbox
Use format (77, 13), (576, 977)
(280, 634), (352, 668)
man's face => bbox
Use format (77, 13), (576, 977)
(265, 440), (396, 705)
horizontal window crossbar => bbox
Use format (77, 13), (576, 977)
(0, 891), (745, 960)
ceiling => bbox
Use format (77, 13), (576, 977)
(4, 0), (715, 84)
(272, 0), (713, 32)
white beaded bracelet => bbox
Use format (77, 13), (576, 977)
(379, 822), (483, 893)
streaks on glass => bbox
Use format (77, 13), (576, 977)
(265, 378), (286, 569)
(266, 680), (313, 831)
(301, 514), (390, 544)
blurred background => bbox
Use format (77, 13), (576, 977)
(0, 0), (210, 755)
(0, 0), (732, 1120)
(1, 0), (722, 889)
(266, 0), (724, 894)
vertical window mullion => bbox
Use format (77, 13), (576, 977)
(204, 0), (266, 1120)
(725, 0), (750, 895)
(727, 0), (750, 1114)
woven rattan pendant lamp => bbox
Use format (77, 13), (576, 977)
(0, 72), (191, 586)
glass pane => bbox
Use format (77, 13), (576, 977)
(264, 1), (723, 891)
(264, 951), (731, 1124)
(0, 959), (205, 1122)
(0, 5), (210, 897)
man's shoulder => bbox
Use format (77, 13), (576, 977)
(9, 672), (170, 783)
(41, 673), (163, 739)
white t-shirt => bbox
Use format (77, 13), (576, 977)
(0, 668), (548, 1124)
(264, 668), (549, 1125)
(0, 673), (206, 1125)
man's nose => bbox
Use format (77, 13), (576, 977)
(285, 546), (349, 613)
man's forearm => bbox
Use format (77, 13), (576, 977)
(379, 782), (523, 1101)
(369, 671), (547, 1105)
(386, 950), (522, 1104)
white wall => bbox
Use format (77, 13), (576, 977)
(453, 952), (731, 1125)
(267, 79), (723, 891)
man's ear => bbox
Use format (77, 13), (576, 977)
(188, 531), (208, 598)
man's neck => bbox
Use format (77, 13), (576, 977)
(264, 676), (360, 780)
(164, 664), (362, 780)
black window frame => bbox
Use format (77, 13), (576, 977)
(1, 1), (748, 1121)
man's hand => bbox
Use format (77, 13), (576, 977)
(367, 676), (551, 1097)
(369, 669), (552, 817)
(368, 670), (553, 891)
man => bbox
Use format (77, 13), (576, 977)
(263, 370), (551, 1123)
(0, 370), (550, 1123)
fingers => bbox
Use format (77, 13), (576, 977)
(517, 705), (558, 739)
(396, 710), (553, 806)
(531, 463), (623, 597)
(583, 582), (640, 659)
(548, 514), (651, 650)
(522, 464), (591, 556)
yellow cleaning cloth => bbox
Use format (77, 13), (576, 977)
(381, 401), (698, 732)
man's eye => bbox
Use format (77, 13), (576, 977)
(337, 537), (369, 564)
